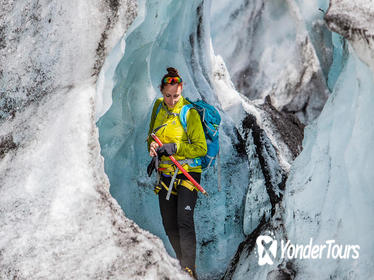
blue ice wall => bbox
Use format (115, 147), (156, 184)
(282, 44), (374, 279)
(97, 0), (250, 278)
(294, 0), (347, 90)
(97, 0), (350, 279)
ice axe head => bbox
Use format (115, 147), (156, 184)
(146, 123), (167, 142)
(152, 123), (167, 134)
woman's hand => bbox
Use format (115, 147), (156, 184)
(149, 141), (159, 157)
(157, 143), (177, 157)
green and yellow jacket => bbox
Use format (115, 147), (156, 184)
(147, 96), (207, 174)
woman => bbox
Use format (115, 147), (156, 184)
(147, 67), (207, 278)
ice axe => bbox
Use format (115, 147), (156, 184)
(150, 125), (208, 196)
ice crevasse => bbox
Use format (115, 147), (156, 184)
(282, 1), (374, 279)
(97, 0), (374, 279)
(0, 0), (192, 279)
(223, 1), (374, 279)
(0, 0), (372, 278)
(97, 0), (251, 278)
(96, 0), (325, 278)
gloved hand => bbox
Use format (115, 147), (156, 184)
(147, 156), (159, 177)
(156, 143), (177, 157)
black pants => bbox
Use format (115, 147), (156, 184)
(158, 172), (200, 271)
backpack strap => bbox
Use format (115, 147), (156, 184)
(149, 98), (163, 137)
(179, 104), (193, 132)
(155, 102), (162, 116)
(179, 104), (203, 168)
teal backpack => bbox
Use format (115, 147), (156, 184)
(155, 97), (221, 170)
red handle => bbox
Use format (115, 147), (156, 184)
(151, 133), (208, 195)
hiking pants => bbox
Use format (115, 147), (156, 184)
(158, 172), (200, 271)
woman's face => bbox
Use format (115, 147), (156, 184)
(161, 83), (183, 109)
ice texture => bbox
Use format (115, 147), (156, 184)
(97, 0), (304, 278)
(0, 84), (190, 280)
(0, 0), (193, 279)
(283, 44), (374, 280)
(96, 1), (248, 278)
(281, 1), (374, 278)
(2, 0), (372, 278)
(224, 0), (374, 279)
(210, 0), (330, 123)
(325, 0), (374, 73)
(0, 0), (136, 122)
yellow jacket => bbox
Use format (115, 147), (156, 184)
(147, 96), (207, 174)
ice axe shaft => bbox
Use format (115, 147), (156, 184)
(151, 133), (208, 196)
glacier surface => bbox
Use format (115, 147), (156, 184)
(210, 0), (330, 124)
(97, 0), (305, 279)
(283, 43), (374, 280)
(97, 1), (249, 278)
(0, 0), (192, 279)
(224, 0), (374, 279)
(282, 1), (374, 279)
(1, 0), (373, 279)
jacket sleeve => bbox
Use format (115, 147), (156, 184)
(147, 98), (163, 152)
(176, 109), (207, 158)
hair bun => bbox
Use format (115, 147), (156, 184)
(166, 67), (179, 76)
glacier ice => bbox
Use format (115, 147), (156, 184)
(324, 0), (374, 73)
(283, 43), (374, 280)
(97, 0), (306, 279)
(224, 0), (374, 279)
(96, 1), (250, 278)
(210, 0), (330, 123)
(0, 0), (193, 279)
(1, 0), (373, 278)
(280, 1), (374, 278)
(0, 84), (189, 280)
(0, 0), (136, 122)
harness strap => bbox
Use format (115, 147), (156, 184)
(166, 167), (179, 200)
(158, 164), (177, 174)
(176, 178), (196, 192)
(159, 159), (193, 165)
(154, 174), (198, 196)
(154, 185), (162, 195)
(153, 172), (162, 194)
(158, 180), (178, 196)
(158, 159), (197, 175)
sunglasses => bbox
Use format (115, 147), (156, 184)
(163, 76), (183, 84)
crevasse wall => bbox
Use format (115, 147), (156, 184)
(0, 0), (194, 279)
(282, 44), (374, 280)
(96, 0), (367, 279)
(210, 0), (330, 124)
(97, 0), (250, 278)
(225, 2), (374, 279)
(281, 1), (374, 278)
